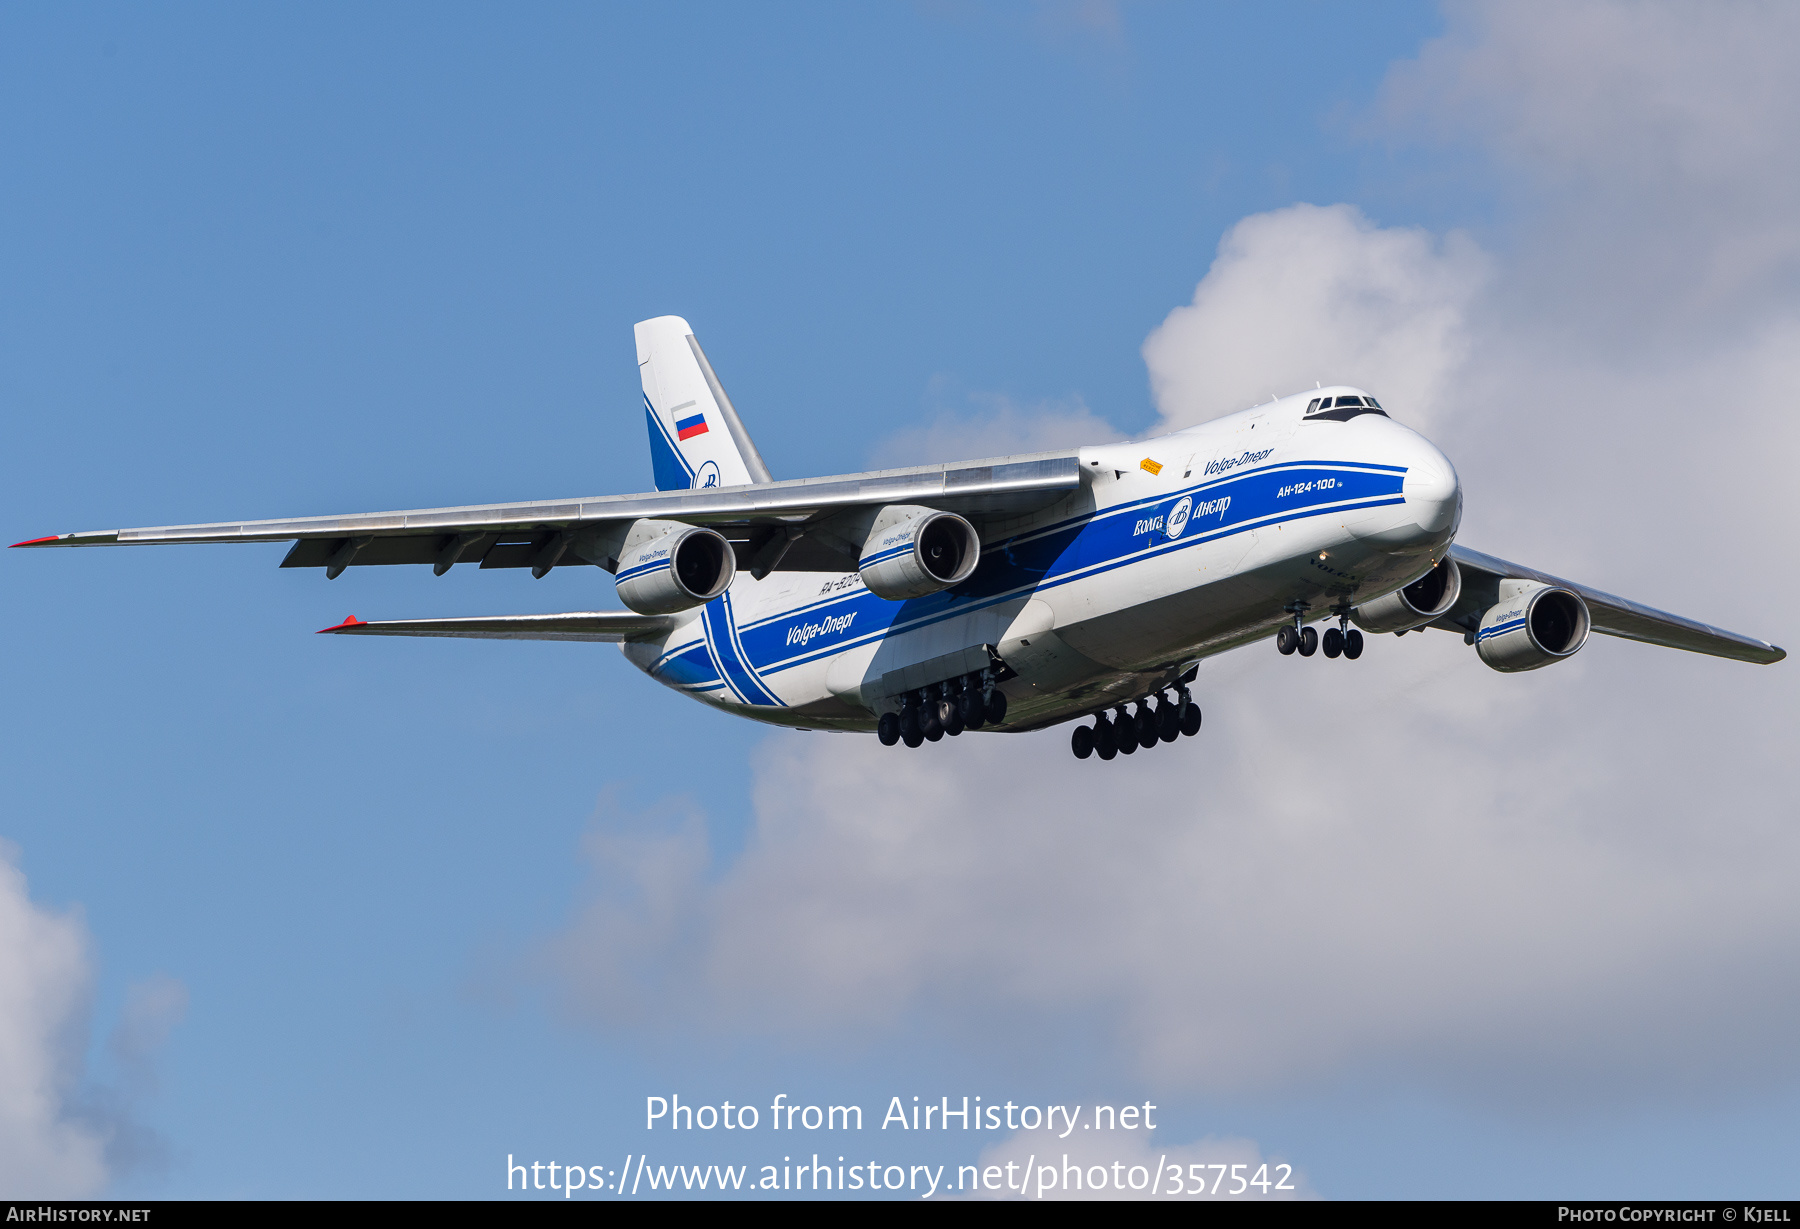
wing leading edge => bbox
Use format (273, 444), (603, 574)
(1442, 545), (1784, 665)
(11, 453), (1081, 577)
(317, 612), (675, 642)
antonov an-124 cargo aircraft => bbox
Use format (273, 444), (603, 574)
(16, 317), (1785, 761)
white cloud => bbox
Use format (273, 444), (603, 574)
(0, 844), (107, 1196)
(1380, 0), (1800, 331)
(1140, 203), (1488, 433)
(537, 1), (1800, 1113)
(0, 847), (187, 1196)
(869, 388), (1122, 470)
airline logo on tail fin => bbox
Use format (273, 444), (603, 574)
(636, 315), (773, 492)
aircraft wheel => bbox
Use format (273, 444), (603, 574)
(1116, 712), (1137, 755)
(899, 706), (920, 741)
(1276, 625), (1298, 655)
(959, 690), (984, 728)
(1071, 725), (1094, 759)
(1095, 716), (1117, 760)
(878, 712), (900, 746)
(984, 690), (1008, 725)
(902, 728), (923, 748)
(1137, 708), (1158, 750)
(1158, 700), (1180, 742)
(918, 703), (941, 740)
(1343, 629), (1364, 660)
(1180, 703), (1202, 737)
(1322, 627), (1343, 658)
(943, 701), (964, 737)
(1298, 626), (1318, 657)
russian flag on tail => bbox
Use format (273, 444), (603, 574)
(675, 412), (709, 441)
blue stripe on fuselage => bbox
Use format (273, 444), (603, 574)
(702, 591), (783, 706)
(727, 459), (1407, 680)
(646, 459), (1406, 705)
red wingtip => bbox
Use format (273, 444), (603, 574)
(10, 536), (60, 548)
(318, 616), (368, 634)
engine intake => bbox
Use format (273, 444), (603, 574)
(612, 519), (735, 614)
(1475, 582), (1590, 673)
(1352, 557), (1463, 634)
(858, 505), (981, 600)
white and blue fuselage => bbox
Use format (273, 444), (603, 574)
(625, 387), (1461, 731)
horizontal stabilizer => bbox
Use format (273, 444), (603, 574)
(317, 611), (675, 642)
(1445, 545), (1784, 665)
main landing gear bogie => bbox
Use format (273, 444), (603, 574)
(883, 669), (1008, 750)
(1070, 688), (1202, 761)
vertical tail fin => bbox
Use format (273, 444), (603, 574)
(636, 316), (773, 491)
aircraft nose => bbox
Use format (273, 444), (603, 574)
(1402, 437), (1462, 539)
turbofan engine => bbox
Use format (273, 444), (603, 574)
(611, 518), (736, 614)
(856, 504), (981, 600)
(1351, 556), (1462, 634)
(1475, 581), (1590, 672)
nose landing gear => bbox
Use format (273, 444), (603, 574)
(1277, 603), (1363, 662)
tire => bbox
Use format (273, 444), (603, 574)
(925, 725), (943, 742)
(878, 712), (900, 746)
(902, 728), (923, 748)
(1322, 627), (1343, 658)
(1343, 629), (1364, 660)
(959, 690), (984, 728)
(984, 690), (1008, 725)
(1138, 710), (1158, 750)
(1095, 717), (1117, 760)
(1158, 702), (1180, 742)
(943, 702), (964, 737)
(1071, 726), (1094, 759)
(1117, 719), (1137, 755)
(919, 703), (941, 739)
(1180, 703), (1202, 737)
(899, 706), (920, 741)
(1276, 625), (1298, 655)
(1298, 626), (1318, 657)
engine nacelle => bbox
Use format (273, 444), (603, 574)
(612, 519), (735, 615)
(1352, 557), (1463, 634)
(857, 505), (981, 600)
(1475, 582), (1590, 672)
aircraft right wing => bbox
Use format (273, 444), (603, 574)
(1440, 545), (1785, 665)
(13, 453), (1082, 578)
(317, 611), (675, 642)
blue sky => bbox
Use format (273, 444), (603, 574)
(4, 1), (1798, 1200)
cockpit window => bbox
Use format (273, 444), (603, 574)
(1304, 393), (1389, 423)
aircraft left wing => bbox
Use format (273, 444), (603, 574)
(11, 452), (1081, 576)
(316, 612), (674, 642)
(1440, 545), (1785, 664)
